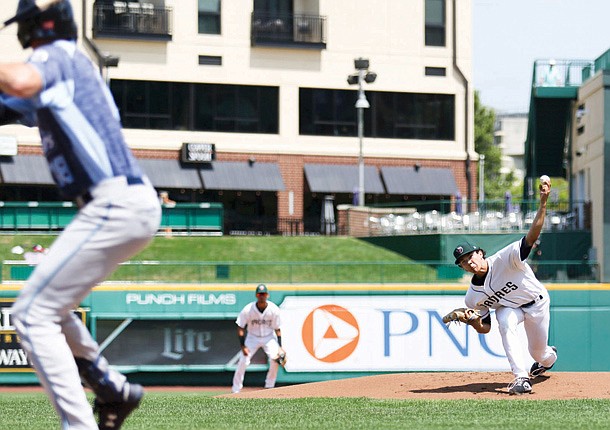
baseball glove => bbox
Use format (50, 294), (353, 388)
(442, 308), (480, 325)
(275, 351), (287, 367)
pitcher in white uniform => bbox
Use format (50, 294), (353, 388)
(453, 177), (558, 395)
(232, 284), (284, 393)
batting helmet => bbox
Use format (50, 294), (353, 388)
(4, 0), (77, 49)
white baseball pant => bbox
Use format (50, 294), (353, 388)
(495, 295), (557, 378)
(232, 333), (280, 393)
(11, 176), (161, 429)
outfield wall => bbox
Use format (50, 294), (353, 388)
(1, 283), (609, 385)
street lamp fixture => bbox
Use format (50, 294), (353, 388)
(478, 154), (485, 208)
(347, 57), (376, 207)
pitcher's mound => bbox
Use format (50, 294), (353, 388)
(226, 372), (610, 400)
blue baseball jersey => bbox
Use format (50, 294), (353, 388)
(0, 40), (141, 198)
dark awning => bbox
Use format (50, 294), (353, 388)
(0, 154), (54, 185)
(304, 164), (385, 194)
(380, 166), (458, 195)
(138, 158), (203, 189)
(201, 161), (285, 191)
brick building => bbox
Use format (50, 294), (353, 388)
(0, 0), (476, 234)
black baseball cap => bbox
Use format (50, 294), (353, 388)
(255, 284), (268, 294)
(453, 242), (480, 265)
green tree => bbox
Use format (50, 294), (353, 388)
(474, 92), (570, 205)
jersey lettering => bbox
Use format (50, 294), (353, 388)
(41, 133), (55, 151)
(250, 319), (272, 327)
(480, 281), (521, 307)
(49, 155), (74, 187)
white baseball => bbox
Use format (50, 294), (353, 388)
(539, 175), (550, 184)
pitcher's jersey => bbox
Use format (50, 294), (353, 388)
(236, 301), (281, 337)
(465, 238), (547, 317)
(0, 40), (142, 198)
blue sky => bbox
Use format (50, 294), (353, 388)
(473, 0), (610, 113)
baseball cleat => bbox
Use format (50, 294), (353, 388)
(507, 377), (532, 395)
(95, 382), (144, 429)
(529, 346), (557, 379)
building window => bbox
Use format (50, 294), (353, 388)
(425, 0), (445, 47)
(199, 0), (221, 34)
(110, 80), (278, 134)
(199, 55), (222, 65)
(425, 67), (446, 76)
(299, 88), (455, 141)
(254, 0), (293, 15)
(194, 84), (278, 133)
(111, 80), (190, 130)
(299, 89), (356, 136)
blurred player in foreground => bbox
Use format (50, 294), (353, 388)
(0, 1), (161, 427)
(450, 175), (558, 395)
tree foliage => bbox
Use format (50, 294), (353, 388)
(474, 92), (570, 204)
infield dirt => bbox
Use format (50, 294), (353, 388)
(4, 372), (609, 400)
(225, 372), (610, 400)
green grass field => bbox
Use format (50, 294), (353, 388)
(0, 235), (408, 262)
(1, 393), (610, 429)
(0, 235), (443, 283)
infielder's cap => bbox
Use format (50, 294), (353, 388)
(255, 283), (268, 294)
(453, 242), (480, 265)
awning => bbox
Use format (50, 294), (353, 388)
(201, 161), (285, 191)
(138, 158), (203, 189)
(304, 164), (385, 194)
(380, 166), (458, 195)
(0, 154), (54, 185)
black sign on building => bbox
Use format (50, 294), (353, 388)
(181, 143), (216, 164)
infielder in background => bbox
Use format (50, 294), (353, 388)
(0, 1), (161, 428)
(451, 176), (557, 395)
(232, 284), (285, 393)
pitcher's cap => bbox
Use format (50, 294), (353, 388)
(453, 242), (480, 265)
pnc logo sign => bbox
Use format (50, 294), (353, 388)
(301, 305), (360, 363)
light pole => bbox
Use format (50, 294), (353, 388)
(478, 154), (485, 208)
(348, 58), (376, 206)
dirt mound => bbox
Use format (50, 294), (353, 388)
(227, 372), (610, 400)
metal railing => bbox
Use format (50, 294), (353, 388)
(93, 2), (173, 40)
(251, 12), (326, 47)
(359, 199), (590, 236)
(533, 59), (595, 88)
(0, 202), (223, 233)
(2, 260), (598, 284)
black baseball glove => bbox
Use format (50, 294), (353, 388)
(275, 350), (287, 367)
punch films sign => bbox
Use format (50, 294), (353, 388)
(181, 142), (215, 163)
(0, 299), (87, 372)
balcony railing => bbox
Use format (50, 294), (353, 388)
(533, 59), (595, 88)
(251, 12), (326, 48)
(93, 2), (172, 41)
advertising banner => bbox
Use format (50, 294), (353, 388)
(97, 319), (266, 367)
(0, 299), (87, 373)
(279, 296), (533, 372)
(89, 289), (240, 314)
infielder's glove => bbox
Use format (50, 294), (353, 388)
(442, 308), (480, 325)
(275, 351), (287, 367)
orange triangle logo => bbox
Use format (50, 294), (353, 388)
(324, 325), (338, 339)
